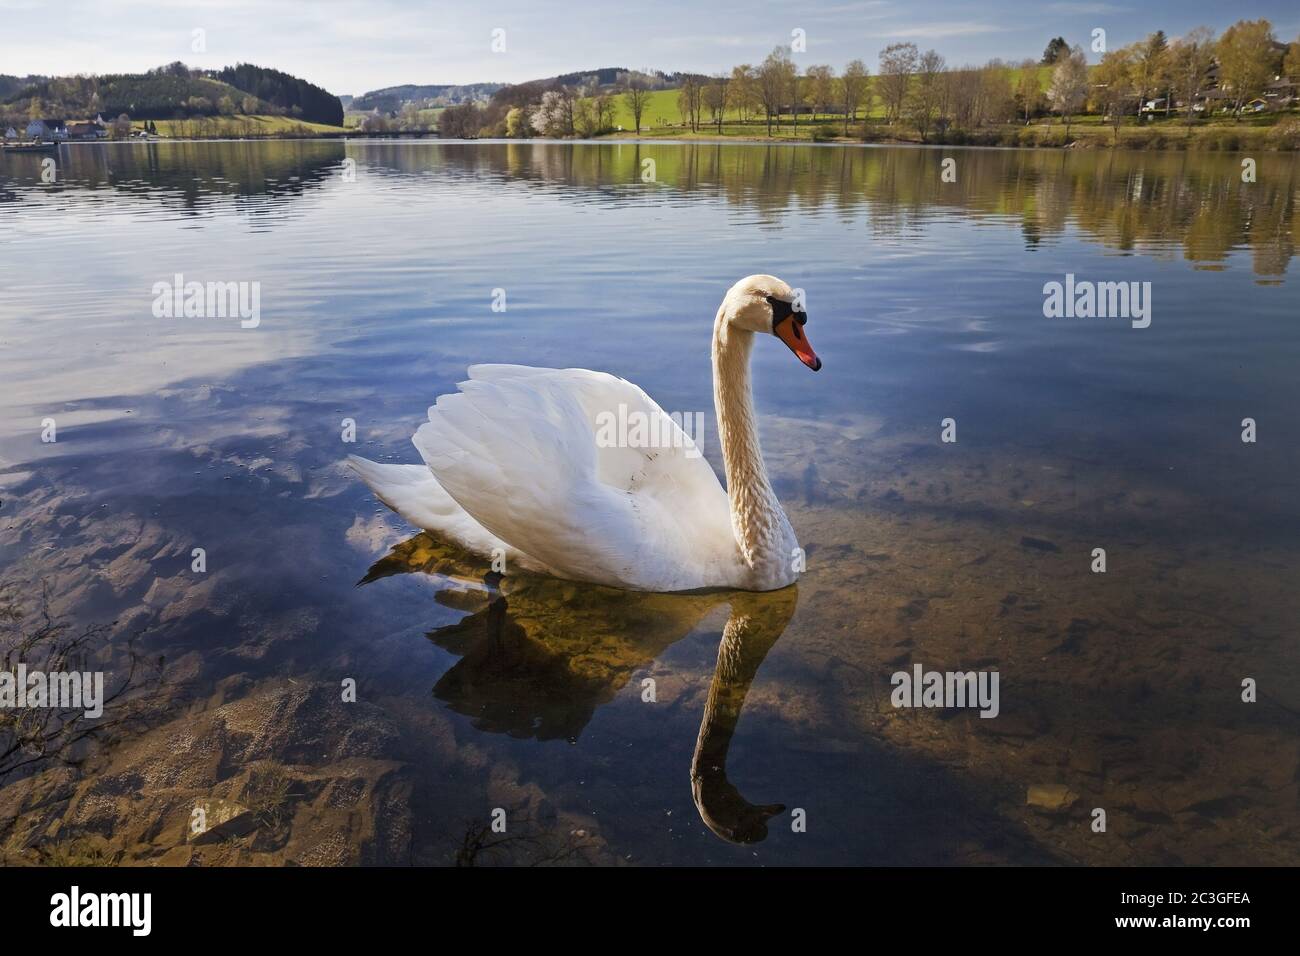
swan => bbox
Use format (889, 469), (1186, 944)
(348, 274), (821, 592)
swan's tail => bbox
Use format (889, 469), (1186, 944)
(346, 455), (453, 529)
(346, 455), (516, 561)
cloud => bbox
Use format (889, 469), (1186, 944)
(878, 21), (1002, 39)
(1043, 3), (1130, 13)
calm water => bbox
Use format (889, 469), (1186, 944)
(0, 140), (1297, 865)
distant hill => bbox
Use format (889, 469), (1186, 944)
(352, 68), (675, 121)
(0, 62), (342, 126)
(352, 83), (503, 112)
(348, 68), (681, 115)
(546, 67), (630, 88)
(496, 67), (672, 92)
(541, 67), (677, 90)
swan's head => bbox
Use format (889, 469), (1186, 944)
(723, 274), (821, 371)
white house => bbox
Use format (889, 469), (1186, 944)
(24, 118), (67, 141)
(3, 126), (18, 141)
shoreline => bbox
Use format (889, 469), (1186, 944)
(41, 126), (1299, 153)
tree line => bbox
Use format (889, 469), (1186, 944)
(1086, 20), (1296, 131)
(434, 18), (1298, 142)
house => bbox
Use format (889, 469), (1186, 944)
(24, 118), (67, 141)
(66, 121), (105, 140)
(1195, 88), (1233, 113)
(1263, 77), (1296, 108)
(3, 126), (17, 141)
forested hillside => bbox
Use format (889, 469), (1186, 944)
(0, 74), (46, 100)
(216, 64), (343, 126)
(0, 62), (342, 126)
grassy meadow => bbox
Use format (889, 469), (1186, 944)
(581, 64), (1298, 151)
(595, 66), (1058, 134)
(137, 114), (348, 138)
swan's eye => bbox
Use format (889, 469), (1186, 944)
(765, 295), (795, 324)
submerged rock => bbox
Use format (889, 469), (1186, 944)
(1019, 536), (1060, 553)
(1027, 784), (1078, 813)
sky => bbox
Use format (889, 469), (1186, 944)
(3, 0), (1298, 96)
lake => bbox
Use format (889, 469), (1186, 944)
(0, 139), (1297, 865)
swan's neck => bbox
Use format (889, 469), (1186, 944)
(713, 315), (788, 575)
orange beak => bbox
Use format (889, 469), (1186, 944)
(775, 315), (821, 371)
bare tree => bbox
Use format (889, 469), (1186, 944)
(702, 73), (731, 133)
(979, 61), (1015, 125)
(805, 64), (835, 122)
(676, 75), (705, 131)
(439, 102), (483, 138)
(574, 97), (598, 136)
(677, 77), (695, 128)
(788, 64), (804, 129)
(948, 66), (982, 130)
(840, 59), (870, 133)
(730, 64), (759, 122)
(757, 47), (795, 135)
(1169, 27), (1216, 124)
(906, 49), (947, 141)
(878, 42), (919, 124)
(690, 76), (705, 129)
(621, 72), (652, 134)
(948, 60), (1013, 129)
(558, 85), (578, 135)
(594, 92), (616, 132)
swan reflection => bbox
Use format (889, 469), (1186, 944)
(362, 532), (795, 844)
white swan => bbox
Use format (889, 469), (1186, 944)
(348, 274), (821, 592)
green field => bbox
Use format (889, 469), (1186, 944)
(140, 115), (348, 137)
(599, 88), (848, 133)
(593, 66), (1059, 134)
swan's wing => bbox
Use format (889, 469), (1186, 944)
(411, 365), (737, 591)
